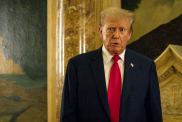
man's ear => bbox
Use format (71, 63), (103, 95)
(127, 30), (132, 40)
(99, 26), (103, 38)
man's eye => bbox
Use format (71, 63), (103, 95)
(120, 28), (125, 32)
(107, 28), (115, 32)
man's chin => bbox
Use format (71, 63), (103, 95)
(110, 49), (123, 55)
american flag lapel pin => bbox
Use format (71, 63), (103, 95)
(130, 63), (134, 67)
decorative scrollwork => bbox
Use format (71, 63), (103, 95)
(158, 66), (175, 81)
(161, 84), (182, 115)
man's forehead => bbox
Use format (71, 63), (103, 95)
(104, 20), (129, 27)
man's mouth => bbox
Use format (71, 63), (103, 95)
(113, 43), (119, 45)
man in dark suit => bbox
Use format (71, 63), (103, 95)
(60, 7), (163, 122)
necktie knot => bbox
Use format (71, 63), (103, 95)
(112, 55), (120, 63)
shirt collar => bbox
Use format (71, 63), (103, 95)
(102, 45), (125, 64)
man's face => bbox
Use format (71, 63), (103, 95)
(99, 19), (132, 55)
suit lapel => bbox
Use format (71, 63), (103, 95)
(120, 48), (135, 117)
(90, 47), (111, 118)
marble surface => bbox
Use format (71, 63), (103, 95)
(56, 0), (96, 121)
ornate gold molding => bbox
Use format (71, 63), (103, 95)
(47, 0), (56, 122)
(155, 44), (182, 121)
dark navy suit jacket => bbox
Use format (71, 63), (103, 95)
(60, 47), (163, 122)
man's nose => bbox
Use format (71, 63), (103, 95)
(113, 29), (120, 38)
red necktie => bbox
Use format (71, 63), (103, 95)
(108, 55), (121, 122)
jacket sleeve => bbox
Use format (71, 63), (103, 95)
(145, 61), (163, 122)
(60, 59), (78, 122)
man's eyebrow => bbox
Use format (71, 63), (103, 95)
(119, 26), (127, 29)
(107, 26), (116, 28)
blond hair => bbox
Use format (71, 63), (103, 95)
(99, 7), (135, 30)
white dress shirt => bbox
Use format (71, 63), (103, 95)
(102, 46), (125, 91)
